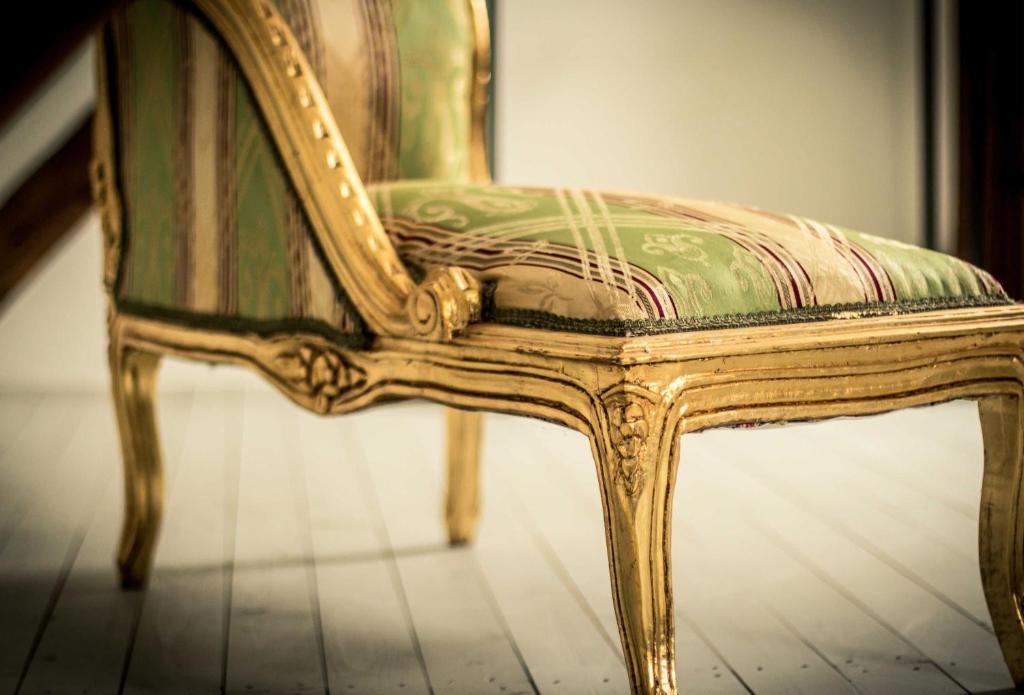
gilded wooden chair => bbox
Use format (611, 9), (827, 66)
(93, 1), (1024, 692)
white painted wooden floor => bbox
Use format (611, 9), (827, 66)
(0, 378), (1016, 694)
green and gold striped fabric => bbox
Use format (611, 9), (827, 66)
(368, 181), (1011, 335)
(109, 0), (475, 340)
(109, 0), (1009, 341)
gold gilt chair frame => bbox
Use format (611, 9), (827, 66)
(92, 1), (1024, 693)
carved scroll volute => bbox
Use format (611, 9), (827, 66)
(407, 267), (483, 342)
(272, 343), (367, 414)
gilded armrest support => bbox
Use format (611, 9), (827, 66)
(185, 0), (481, 340)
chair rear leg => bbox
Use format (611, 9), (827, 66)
(445, 409), (482, 545)
(110, 341), (163, 589)
(979, 394), (1024, 687)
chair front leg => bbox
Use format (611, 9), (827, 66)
(110, 342), (163, 589)
(591, 387), (680, 695)
(446, 408), (483, 545)
(979, 394), (1024, 686)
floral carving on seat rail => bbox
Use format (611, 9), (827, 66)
(272, 344), (366, 413)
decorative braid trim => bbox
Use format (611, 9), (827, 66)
(117, 299), (368, 349)
(119, 289), (1012, 343)
(486, 294), (1015, 337)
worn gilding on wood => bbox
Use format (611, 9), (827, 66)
(105, 303), (1024, 694)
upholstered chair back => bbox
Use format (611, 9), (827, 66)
(105, 0), (486, 344)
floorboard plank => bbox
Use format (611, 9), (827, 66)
(295, 407), (431, 694)
(0, 394), (1013, 694)
(224, 393), (325, 694)
(799, 401), (984, 507)
(123, 392), (241, 694)
(821, 406), (980, 522)
(350, 407), (537, 695)
(396, 549), (538, 695)
(0, 396), (83, 551)
(17, 477), (138, 695)
(475, 467), (628, 694)
(0, 398), (117, 692)
(694, 425), (1013, 693)
(533, 429), (857, 695)
(0, 393), (43, 458)
(350, 405), (449, 552)
(674, 541), (861, 695)
(797, 424), (978, 569)
(678, 450), (966, 694)
(729, 423), (991, 629)
(486, 415), (750, 694)
(15, 392), (195, 694)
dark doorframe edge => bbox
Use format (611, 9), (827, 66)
(486, 0), (496, 180)
(921, 0), (937, 251)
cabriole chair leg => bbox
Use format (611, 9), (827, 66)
(591, 388), (680, 695)
(110, 342), (163, 589)
(978, 394), (1024, 686)
(446, 408), (483, 545)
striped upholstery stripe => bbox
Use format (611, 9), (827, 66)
(110, 2), (997, 340)
(110, 0), (475, 338)
(367, 181), (1010, 334)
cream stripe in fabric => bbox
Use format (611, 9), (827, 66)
(314, 0), (375, 180)
(189, 20), (220, 313)
(306, 241), (339, 324)
(570, 188), (617, 310)
(554, 188), (596, 297)
(592, 190), (641, 312)
(283, 0), (371, 328)
(174, 12), (195, 308)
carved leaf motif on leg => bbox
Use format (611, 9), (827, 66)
(604, 389), (657, 496)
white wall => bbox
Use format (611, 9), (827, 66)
(496, 0), (923, 244)
(0, 1), (925, 391)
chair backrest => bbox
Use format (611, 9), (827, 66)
(275, 0), (487, 183)
(104, 0), (488, 342)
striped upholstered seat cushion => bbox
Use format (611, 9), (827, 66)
(368, 181), (1010, 335)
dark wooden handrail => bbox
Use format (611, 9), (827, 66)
(0, 115), (94, 308)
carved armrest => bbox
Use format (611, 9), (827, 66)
(143, 0), (482, 341)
